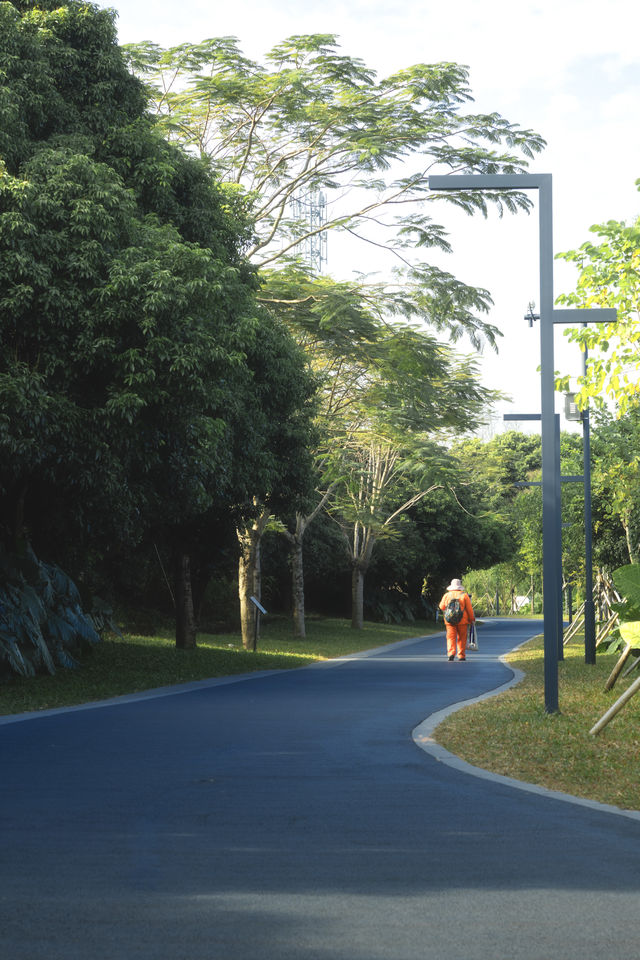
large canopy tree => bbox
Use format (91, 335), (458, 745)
(0, 0), (316, 659)
(264, 272), (503, 632)
(124, 31), (546, 638)
(125, 34), (547, 355)
(124, 35), (544, 273)
(324, 327), (499, 628)
(457, 429), (593, 613)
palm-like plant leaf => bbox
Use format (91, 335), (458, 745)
(0, 552), (106, 679)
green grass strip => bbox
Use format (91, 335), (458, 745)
(435, 633), (640, 810)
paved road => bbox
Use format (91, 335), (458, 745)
(2, 619), (640, 960)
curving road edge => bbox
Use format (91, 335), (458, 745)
(412, 649), (640, 823)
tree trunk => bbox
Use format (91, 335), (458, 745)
(175, 552), (197, 649)
(531, 575), (535, 616)
(284, 488), (337, 640)
(238, 534), (259, 650)
(351, 562), (366, 630)
(291, 532), (306, 638)
(237, 507), (270, 650)
(623, 514), (639, 564)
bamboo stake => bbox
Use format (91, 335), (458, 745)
(604, 642), (633, 691)
(621, 653), (640, 680)
(595, 612), (619, 648)
(590, 674), (640, 736)
(563, 603), (586, 645)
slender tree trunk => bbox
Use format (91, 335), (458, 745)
(291, 532), (306, 638)
(284, 487), (337, 639)
(531, 575), (535, 616)
(175, 552), (197, 649)
(238, 531), (260, 650)
(351, 562), (366, 629)
(237, 506), (271, 650)
(281, 521), (306, 638)
(623, 514), (639, 564)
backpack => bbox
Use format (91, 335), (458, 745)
(444, 596), (464, 625)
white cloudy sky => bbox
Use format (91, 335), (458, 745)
(97, 0), (640, 432)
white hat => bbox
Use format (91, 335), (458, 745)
(447, 578), (464, 591)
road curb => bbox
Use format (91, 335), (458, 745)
(412, 649), (640, 823)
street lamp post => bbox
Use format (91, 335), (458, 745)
(429, 173), (616, 712)
(565, 339), (596, 665)
(581, 328), (597, 665)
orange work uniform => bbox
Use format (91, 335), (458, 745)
(439, 590), (475, 660)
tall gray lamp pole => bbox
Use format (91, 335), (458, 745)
(581, 327), (597, 664)
(428, 174), (616, 712)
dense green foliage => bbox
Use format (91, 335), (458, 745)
(13, 7), (627, 667)
(556, 194), (640, 414)
(0, 1), (316, 669)
(459, 415), (640, 615)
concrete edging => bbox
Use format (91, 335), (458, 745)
(412, 649), (640, 823)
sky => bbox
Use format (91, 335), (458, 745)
(96, 0), (640, 434)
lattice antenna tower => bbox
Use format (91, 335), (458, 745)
(290, 191), (328, 273)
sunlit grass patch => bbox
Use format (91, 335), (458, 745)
(435, 632), (640, 810)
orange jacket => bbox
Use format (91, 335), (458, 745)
(439, 590), (475, 625)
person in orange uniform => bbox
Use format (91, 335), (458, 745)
(439, 578), (475, 661)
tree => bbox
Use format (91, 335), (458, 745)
(0, 140), (258, 647)
(0, 0), (316, 657)
(124, 35), (544, 279)
(126, 35), (546, 355)
(590, 405), (640, 565)
(324, 325), (498, 628)
(556, 197), (640, 413)
(455, 430), (541, 609)
(458, 429), (594, 614)
(231, 320), (317, 648)
(125, 33), (546, 636)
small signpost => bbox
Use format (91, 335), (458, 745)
(250, 595), (267, 652)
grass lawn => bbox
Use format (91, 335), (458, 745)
(0, 616), (438, 717)
(435, 631), (640, 811)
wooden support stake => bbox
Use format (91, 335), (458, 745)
(563, 604), (586, 645)
(590, 674), (640, 736)
(595, 612), (619, 648)
(604, 642), (633, 691)
(621, 652), (640, 680)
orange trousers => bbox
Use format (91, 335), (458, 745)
(446, 623), (468, 659)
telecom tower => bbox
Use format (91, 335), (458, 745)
(290, 191), (328, 273)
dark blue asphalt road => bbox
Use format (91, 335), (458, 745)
(2, 619), (640, 960)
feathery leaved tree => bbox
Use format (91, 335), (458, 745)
(124, 35), (545, 277)
(125, 33), (546, 638)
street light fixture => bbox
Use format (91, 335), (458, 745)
(429, 173), (616, 711)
